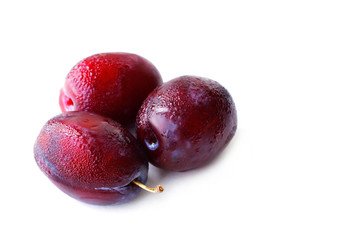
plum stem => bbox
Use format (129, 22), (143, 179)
(132, 180), (164, 193)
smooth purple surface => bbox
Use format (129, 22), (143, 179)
(136, 76), (237, 172)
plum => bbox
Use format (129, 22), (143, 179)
(59, 52), (162, 126)
(136, 76), (237, 172)
(34, 111), (162, 205)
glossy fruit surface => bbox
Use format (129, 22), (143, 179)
(136, 75), (237, 172)
(59, 52), (162, 126)
(34, 111), (148, 205)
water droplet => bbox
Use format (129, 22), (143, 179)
(144, 136), (159, 151)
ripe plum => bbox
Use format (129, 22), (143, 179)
(59, 52), (162, 126)
(136, 76), (237, 172)
(34, 111), (149, 205)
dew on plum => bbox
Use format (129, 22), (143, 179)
(136, 75), (237, 172)
(59, 52), (163, 126)
(34, 111), (152, 205)
(36, 51), (238, 204)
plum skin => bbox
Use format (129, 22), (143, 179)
(34, 111), (148, 205)
(136, 75), (237, 172)
(59, 52), (162, 126)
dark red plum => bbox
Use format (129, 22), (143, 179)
(136, 76), (237, 172)
(34, 111), (149, 205)
(59, 52), (162, 126)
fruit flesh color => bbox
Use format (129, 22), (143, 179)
(34, 111), (148, 205)
(59, 53), (162, 127)
(136, 76), (237, 172)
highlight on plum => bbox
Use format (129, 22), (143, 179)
(35, 52), (237, 205)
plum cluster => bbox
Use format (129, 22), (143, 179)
(34, 52), (237, 205)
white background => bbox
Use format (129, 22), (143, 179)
(0, 1), (359, 239)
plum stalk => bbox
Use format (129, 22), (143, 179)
(132, 180), (164, 193)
